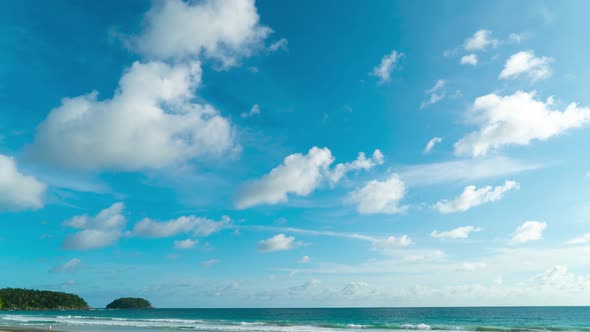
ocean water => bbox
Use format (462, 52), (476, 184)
(1, 307), (590, 332)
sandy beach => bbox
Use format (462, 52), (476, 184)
(1, 327), (50, 332)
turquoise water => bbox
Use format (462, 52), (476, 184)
(1, 307), (590, 332)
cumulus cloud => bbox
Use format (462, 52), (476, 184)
(235, 147), (383, 209)
(236, 147), (332, 208)
(327, 150), (384, 183)
(565, 234), (590, 245)
(464, 29), (499, 51)
(532, 265), (590, 290)
(241, 104), (261, 118)
(454, 91), (590, 157)
(431, 226), (482, 239)
(511, 221), (547, 244)
(341, 281), (369, 296)
(133, 215), (230, 238)
(348, 174), (407, 214)
(423, 137), (442, 154)
(257, 234), (303, 252)
(62, 203), (126, 250)
(174, 238), (198, 249)
(420, 80), (446, 109)
(30, 61), (237, 171)
(460, 54), (478, 66)
(499, 51), (553, 82)
(371, 50), (404, 84)
(372, 235), (413, 250)
(0, 154), (46, 211)
(132, 0), (271, 68)
(288, 279), (320, 296)
(49, 258), (81, 273)
(433, 180), (519, 213)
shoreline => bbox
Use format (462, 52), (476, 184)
(0, 325), (67, 332)
(1, 328), (47, 332)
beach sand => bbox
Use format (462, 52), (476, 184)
(1, 327), (50, 332)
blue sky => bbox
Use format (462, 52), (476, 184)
(2, 0), (590, 308)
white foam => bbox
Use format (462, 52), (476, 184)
(401, 323), (432, 330)
(346, 324), (364, 329)
(0, 314), (352, 332)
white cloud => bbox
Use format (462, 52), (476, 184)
(371, 50), (404, 84)
(464, 30), (499, 51)
(499, 51), (553, 82)
(247, 225), (411, 253)
(50, 258), (81, 273)
(241, 104), (261, 118)
(133, 215), (230, 238)
(299, 255), (311, 264)
(454, 91), (590, 157)
(288, 279), (320, 296)
(508, 33), (524, 44)
(132, 0), (271, 68)
(257, 234), (302, 252)
(201, 259), (220, 267)
(341, 281), (369, 296)
(566, 234), (590, 245)
(0, 154), (46, 211)
(427, 79), (445, 93)
(532, 265), (590, 290)
(402, 249), (445, 262)
(420, 80), (446, 109)
(460, 54), (478, 66)
(431, 226), (482, 239)
(235, 147), (383, 209)
(398, 157), (542, 186)
(174, 238), (198, 249)
(62, 203), (126, 250)
(348, 174), (407, 215)
(511, 221), (547, 244)
(423, 137), (442, 154)
(434, 180), (519, 213)
(267, 38), (288, 53)
(236, 147), (332, 208)
(457, 261), (486, 272)
(31, 61), (237, 171)
(327, 150), (384, 183)
(372, 235), (413, 250)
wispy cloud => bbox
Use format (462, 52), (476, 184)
(49, 258), (81, 273)
(397, 157), (544, 186)
(433, 180), (519, 214)
(371, 50), (404, 84)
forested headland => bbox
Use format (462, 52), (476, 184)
(0, 288), (89, 310)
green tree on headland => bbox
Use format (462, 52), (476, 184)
(0, 288), (89, 310)
(106, 297), (153, 309)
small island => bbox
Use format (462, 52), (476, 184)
(0, 288), (89, 310)
(106, 297), (153, 309)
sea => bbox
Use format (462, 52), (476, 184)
(1, 307), (590, 332)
